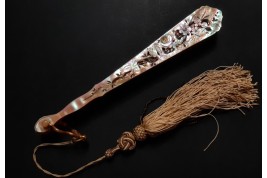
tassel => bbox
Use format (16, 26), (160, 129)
(33, 65), (258, 177)
(137, 65), (258, 137)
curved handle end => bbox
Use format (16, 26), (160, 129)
(34, 115), (55, 133)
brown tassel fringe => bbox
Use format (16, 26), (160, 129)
(140, 65), (258, 136)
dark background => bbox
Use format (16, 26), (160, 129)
(6, 0), (262, 178)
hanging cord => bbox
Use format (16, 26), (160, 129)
(33, 139), (106, 177)
(33, 123), (107, 177)
(33, 124), (139, 177)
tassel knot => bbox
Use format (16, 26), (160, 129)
(117, 132), (136, 150)
(105, 132), (136, 158)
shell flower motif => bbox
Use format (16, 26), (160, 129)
(190, 17), (212, 36)
(175, 22), (191, 42)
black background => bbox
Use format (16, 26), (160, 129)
(6, 0), (262, 178)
